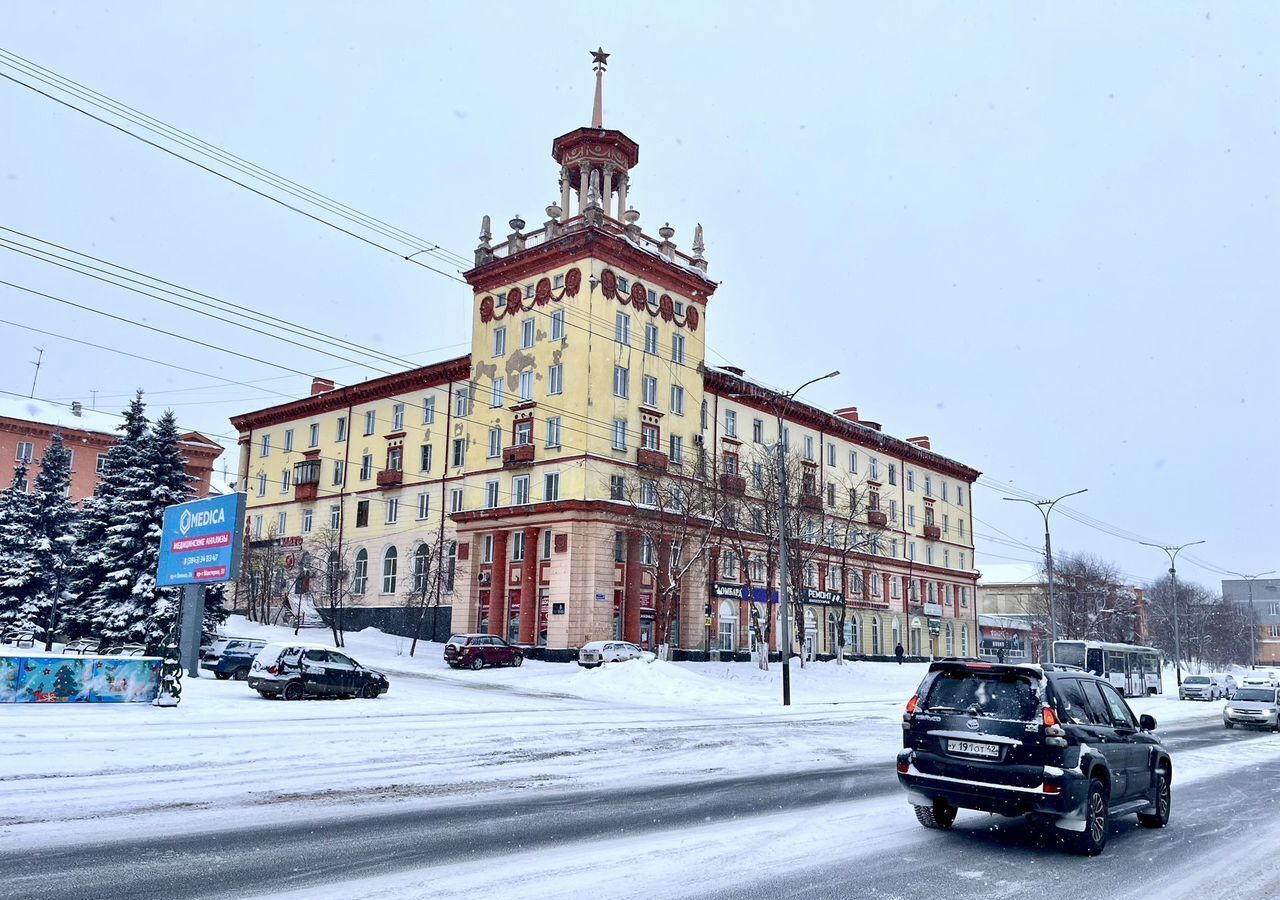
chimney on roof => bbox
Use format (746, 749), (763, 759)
(907, 435), (931, 450)
(71, 401), (83, 417)
(311, 377), (336, 396)
(834, 406), (859, 423)
(722, 365), (745, 377)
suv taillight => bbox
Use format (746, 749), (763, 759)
(267, 665), (279, 675)
(905, 695), (919, 714)
(1042, 706), (1058, 727)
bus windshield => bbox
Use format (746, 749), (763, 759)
(1054, 642), (1086, 669)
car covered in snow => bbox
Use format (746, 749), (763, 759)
(1223, 687), (1280, 731)
(897, 659), (1171, 856)
(577, 640), (648, 668)
(443, 634), (524, 669)
(247, 642), (389, 700)
(1241, 671), (1280, 689)
(200, 638), (267, 680)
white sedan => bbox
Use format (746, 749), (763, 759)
(578, 641), (649, 668)
(1242, 671), (1280, 688)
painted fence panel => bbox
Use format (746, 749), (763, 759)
(0, 654), (161, 703)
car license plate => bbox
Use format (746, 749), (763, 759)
(947, 739), (999, 759)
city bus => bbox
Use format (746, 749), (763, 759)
(1052, 640), (1163, 697)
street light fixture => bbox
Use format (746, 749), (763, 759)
(1002, 488), (1087, 655)
(1139, 540), (1205, 688)
(730, 368), (839, 707)
(1230, 570), (1275, 670)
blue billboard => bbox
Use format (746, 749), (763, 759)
(156, 493), (246, 586)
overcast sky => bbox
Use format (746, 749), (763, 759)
(3, 2), (1276, 588)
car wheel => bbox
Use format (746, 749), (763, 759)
(1138, 769), (1171, 828)
(282, 681), (305, 701)
(470, 655), (486, 670)
(234, 667), (250, 681)
(1071, 780), (1109, 855)
(215, 672), (231, 681)
(257, 690), (274, 700)
(361, 683), (381, 699)
(913, 800), (957, 830)
(512, 654), (523, 668)
(1225, 721), (1234, 729)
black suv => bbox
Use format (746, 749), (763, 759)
(897, 659), (1172, 855)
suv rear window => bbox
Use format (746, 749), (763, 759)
(924, 670), (1039, 721)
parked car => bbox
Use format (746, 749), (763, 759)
(443, 634), (524, 669)
(1241, 671), (1280, 688)
(1223, 687), (1280, 731)
(897, 659), (1171, 856)
(578, 640), (647, 668)
(200, 639), (268, 680)
(247, 642), (389, 700)
(1179, 674), (1229, 700)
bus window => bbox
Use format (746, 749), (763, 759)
(1054, 641), (1086, 669)
(1086, 648), (1104, 676)
(1106, 651), (1127, 675)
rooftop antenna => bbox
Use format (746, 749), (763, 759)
(90, 389), (98, 410)
(29, 347), (44, 397)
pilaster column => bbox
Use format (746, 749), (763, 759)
(489, 529), (508, 636)
(657, 538), (674, 646)
(577, 162), (590, 213)
(602, 164), (615, 219)
(560, 166), (571, 220)
(624, 531), (642, 644)
(518, 526), (539, 645)
(617, 172), (628, 217)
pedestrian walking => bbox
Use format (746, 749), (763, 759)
(894, 642), (905, 665)
(997, 648), (1005, 664)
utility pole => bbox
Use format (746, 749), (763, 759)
(1003, 488), (1087, 656)
(1231, 570), (1275, 670)
(29, 347), (44, 397)
(1140, 540), (1204, 688)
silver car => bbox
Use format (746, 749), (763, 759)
(1223, 687), (1280, 732)
(577, 640), (647, 668)
(1179, 674), (1227, 701)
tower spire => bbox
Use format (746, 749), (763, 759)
(590, 47), (609, 128)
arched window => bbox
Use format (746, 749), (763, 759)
(325, 551), (339, 596)
(827, 612), (839, 653)
(717, 600), (737, 652)
(381, 546), (398, 594)
(871, 616), (881, 656)
(413, 544), (431, 594)
(945, 623), (954, 656)
(891, 617), (901, 653)
(351, 549), (368, 595)
(846, 616), (860, 656)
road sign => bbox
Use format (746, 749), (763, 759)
(156, 493), (246, 586)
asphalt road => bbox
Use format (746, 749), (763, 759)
(3, 718), (1277, 900)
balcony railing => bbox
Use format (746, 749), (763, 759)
(376, 469), (403, 488)
(923, 524), (942, 541)
(719, 472), (747, 495)
(799, 493), (823, 513)
(503, 443), (535, 468)
(636, 447), (670, 471)
(867, 510), (888, 527)
(294, 482), (318, 502)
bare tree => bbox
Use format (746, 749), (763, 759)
(402, 530), (456, 656)
(1146, 576), (1249, 670)
(1042, 552), (1139, 643)
(719, 448), (779, 669)
(237, 528), (291, 625)
(303, 526), (355, 648)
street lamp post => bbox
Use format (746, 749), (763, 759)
(1231, 570), (1275, 670)
(1003, 489), (1087, 655)
(732, 369), (839, 707)
(1140, 540), (1204, 688)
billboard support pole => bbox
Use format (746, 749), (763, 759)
(180, 583), (204, 678)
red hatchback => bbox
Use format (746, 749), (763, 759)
(444, 634), (525, 670)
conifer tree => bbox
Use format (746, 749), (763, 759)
(29, 433), (77, 650)
(0, 463), (39, 634)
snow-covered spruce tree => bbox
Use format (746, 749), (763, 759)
(66, 391), (150, 641)
(29, 433), (78, 650)
(88, 407), (194, 651)
(0, 463), (40, 634)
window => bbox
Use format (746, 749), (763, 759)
(308, 423), (319, 447)
(259, 435), (270, 458)
(514, 419), (533, 446)
(360, 453), (373, 481)
(484, 480), (499, 509)
(891, 577), (901, 599)
(958, 518), (966, 539)
(449, 487), (464, 513)
(644, 323), (658, 354)
(333, 460), (345, 486)
(389, 403), (403, 431)
(943, 514), (950, 535)
(943, 548), (951, 568)
(1271, 625), (1280, 639)
(488, 427), (502, 458)
(416, 492), (430, 520)
(423, 395), (436, 424)
(802, 435), (814, 460)
(869, 458), (879, 480)
(545, 416), (561, 448)
(385, 497), (399, 525)
(908, 505), (916, 527)
(889, 499), (898, 522)
(752, 461), (764, 488)
(420, 444), (433, 472)
(612, 419), (627, 450)
(959, 553), (967, 571)
(849, 450), (857, 473)
(888, 464), (897, 486)
(256, 472), (267, 497)
(352, 550), (369, 594)
(364, 410), (377, 436)
(669, 434), (683, 464)
(907, 470), (915, 492)
(640, 479), (657, 505)
(283, 429), (294, 452)
(548, 364), (564, 395)
(387, 446), (402, 472)
(329, 505), (341, 529)
(924, 474), (933, 497)
(513, 475), (530, 505)
(722, 551), (740, 579)
(491, 377), (505, 408)
(641, 535), (655, 565)
(1270, 602), (1280, 617)
(613, 365), (629, 398)
(551, 309), (565, 340)
(512, 531), (526, 562)
(781, 426), (790, 451)
(524, 283), (535, 298)
(95, 453), (107, 475)
(926, 546), (934, 566)
(827, 444), (835, 467)
(518, 371), (533, 402)
(827, 482), (836, 506)
(543, 472), (560, 502)
(925, 505), (935, 526)
(615, 311), (631, 344)
(642, 423), (659, 450)
(722, 409), (738, 438)
(521, 318), (535, 349)
(941, 481), (949, 503)
(413, 544), (431, 593)
(445, 541), (458, 593)
(493, 326), (506, 356)
(252, 514), (263, 538)
(957, 486), (965, 506)
(481, 535), (494, 565)
(643, 375), (658, 406)
(356, 500), (370, 528)
(280, 469), (291, 493)
(336, 416), (348, 442)
(276, 511), (287, 535)
(671, 334), (686, 365)
(908, 541), (917, 561)
(381, 547), (398, 594)
(451, 438), (465, 467)
(542, 530), (553, 559)
(610, 474), (625, 500)
(454, 385), (471, 417)
(617, 276), (630, 294)
(753, 418), (764, 443)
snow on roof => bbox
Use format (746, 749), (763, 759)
(979, 613), (1035, 631)
(977, 562), (1043, 585)
(0, 396), (125, 437)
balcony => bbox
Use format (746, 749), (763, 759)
(799, 493), (823, 513)
(294, 481), (318, 502)
(376, 469), (403, 488)
(636, 447), (669, 472)
(503, 443), (535, 468)
(719, 472), (747, 495)
(923, 524), (942, 541)
(867, 510), (888, 527)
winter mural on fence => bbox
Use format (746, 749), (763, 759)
(0, 654), (161, 702)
